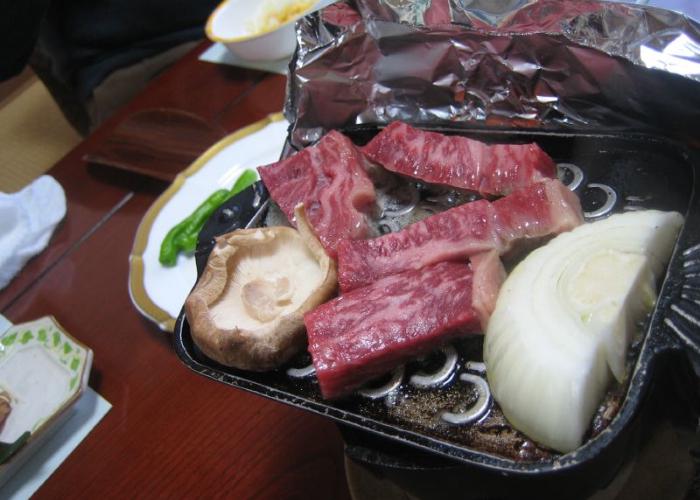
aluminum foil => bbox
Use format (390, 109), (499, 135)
(286, 0), (700, 148)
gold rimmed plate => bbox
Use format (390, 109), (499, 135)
(128, 113), (289, 331)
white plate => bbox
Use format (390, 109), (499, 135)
(129, 113), (289, 331)
(0, 316), (92, 487)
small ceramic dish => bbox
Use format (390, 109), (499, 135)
(0, 316), (92, 486)
(206, 0), (325, 61)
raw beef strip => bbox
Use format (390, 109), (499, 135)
(337, 178), (582, 292)
(258, 130), (376, 258)
(338, 198), (495, 292)
(305, 261), (483, 399)
(492, 176), (584, 254)
(362, 121), (556, 196)
(471, 250), (506, 331)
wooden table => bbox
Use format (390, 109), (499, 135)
(0, 42), (352, 499)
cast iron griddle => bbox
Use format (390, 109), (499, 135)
(174, 126), (700, 476)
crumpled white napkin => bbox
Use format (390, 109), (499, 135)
(0, 176), (66, 290)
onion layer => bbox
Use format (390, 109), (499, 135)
(484, 210), (683, 453)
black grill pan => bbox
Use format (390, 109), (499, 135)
(174, 127), (700, 492)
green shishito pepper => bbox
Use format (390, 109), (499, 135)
(158, 219), (191, 267)
(158, 169), (258, 266)
(230, 169), (257, 196)
(173, 188), (230, 254)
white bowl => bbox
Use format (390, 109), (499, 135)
(206, 0), (323, 61)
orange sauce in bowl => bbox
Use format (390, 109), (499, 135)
(248, 0), (315, 35)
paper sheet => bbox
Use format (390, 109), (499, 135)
(198, 43), (290, 74)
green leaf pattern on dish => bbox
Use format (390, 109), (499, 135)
(1, 333), (17, 347)
(20, 331), (33, 344)
(0, 321), (87, 386)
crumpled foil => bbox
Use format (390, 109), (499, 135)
(285, 0), (700, 148)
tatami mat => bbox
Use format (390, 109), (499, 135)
(0, 76), (81, 193)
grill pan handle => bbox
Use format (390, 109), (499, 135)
(194, 181), (269, 275)
(657, 172), (700, 375)
(661, 240), (700, 362)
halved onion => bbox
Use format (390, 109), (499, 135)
(484, 210), (683, 453)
